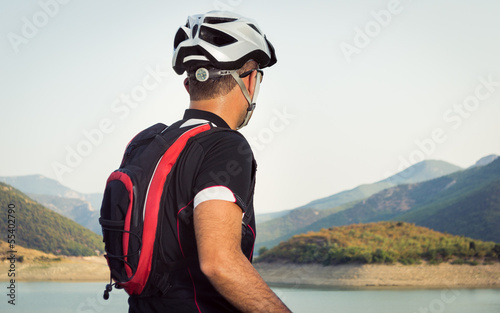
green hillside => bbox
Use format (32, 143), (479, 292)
(0, 182), (104, 256)
(256, 222), (500, 265)
(28, 193), (101, 234)
(0, 175), (103, 234)
(398, 178), (500, 242)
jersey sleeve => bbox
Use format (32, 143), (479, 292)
(193, 132), (255, 212)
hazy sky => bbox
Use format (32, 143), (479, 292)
(2, 0), (500, 214)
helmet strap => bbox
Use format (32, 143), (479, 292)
(231, 71), (262, 130)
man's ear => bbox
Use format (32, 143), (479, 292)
(184, 78), (190, 94)
(247, 70), (258, 98)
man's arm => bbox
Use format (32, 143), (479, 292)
(194, 200), (291, 313)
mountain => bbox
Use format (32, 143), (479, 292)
(297, 160), (462, 211)
(0, 175), (103, 234)
(256, 222), (499, 265)
(0, 182), (104, 256)
(256, 160), (462, 251)
(281, 158), (500, 246)
(0, 175), (80, 198)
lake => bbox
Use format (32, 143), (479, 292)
(1, 282), (499, 313)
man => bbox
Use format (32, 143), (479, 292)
(128, 11), (291, 313)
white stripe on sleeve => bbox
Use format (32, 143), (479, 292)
(193, 186), (236, 209)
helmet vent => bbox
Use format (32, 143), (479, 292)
(199, 26), (237, 47)
(173, 28), (188, 49)
(192, 24), (199, 38)
(203, 17), (237, 24)
(247, 23), (262, 35)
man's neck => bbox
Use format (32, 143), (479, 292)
(189, 94), (241, 130)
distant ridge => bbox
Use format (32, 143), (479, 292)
(470, 154), (499, 168)
(297, 160), (462, 211)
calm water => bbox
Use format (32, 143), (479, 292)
(1, 282), (499, 313)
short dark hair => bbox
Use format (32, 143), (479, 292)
(187, 60), (257, 101)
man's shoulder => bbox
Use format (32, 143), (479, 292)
(195, 127), (252, 154)
(207, 127), (247, 143)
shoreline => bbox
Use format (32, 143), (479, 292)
(254, 262), (500, 289)
(0, 256), (110, 282)
(2, 257), (500, 289)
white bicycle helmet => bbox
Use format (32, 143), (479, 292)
(172, 11), (277, 75)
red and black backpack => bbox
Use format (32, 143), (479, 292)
(98, 121), (216, 299)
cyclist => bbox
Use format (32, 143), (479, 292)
(128, 11), (291, 313)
